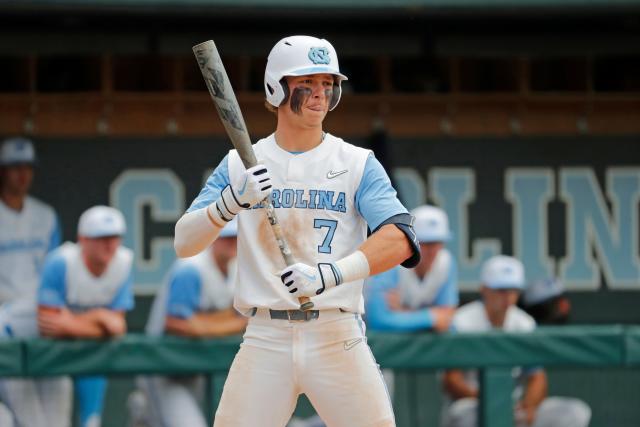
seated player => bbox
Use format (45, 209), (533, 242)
(441, 255), (591, 427)
(136, 219), (246, 427)
(38, 206), (134, 427)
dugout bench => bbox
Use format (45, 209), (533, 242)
(1, 325), (638, 427)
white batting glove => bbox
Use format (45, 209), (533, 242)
(280, 262), (340, 298)
(211, 164), (272, 223)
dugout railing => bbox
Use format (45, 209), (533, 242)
(1, 325), (638, 427)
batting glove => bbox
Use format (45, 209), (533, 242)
(214, 164), (272, 223)
(280, 262), (340, 298)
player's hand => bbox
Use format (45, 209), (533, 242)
(280, 262), (337, 298)
(430, 307), (455, 333)
(38, 307), (74, 337)
(219, 164), (272, 218)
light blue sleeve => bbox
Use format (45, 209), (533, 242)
(187, 155), (230, 213)
(365, 268), (434, 332)
(433, 257), (460, 306)
(47, 215), (62, 253)
(355, 154), (408, 231)
(166, 264), (202, 319)
(38, 254), (67, 308)
(108, 271), (135, 311)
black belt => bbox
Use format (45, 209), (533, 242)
(268, 309), (320, 321)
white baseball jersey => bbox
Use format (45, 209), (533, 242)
(398, 248), (457, 309)
(447, 300), (537, 402)
(188, 133), (408, 315)
(0, 197), (60, 303)
(38, 242), (134, 312)
(146, 251), (236, 336)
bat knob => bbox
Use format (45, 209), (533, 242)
(300, 301), (315, 311)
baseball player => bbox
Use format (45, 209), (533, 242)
(366, 204), (458, 333)
(0, 136), (68, 427)
(137, 219), (246, 427)
(441, 255), (591, 427)
(38, 205), (134, 427)
(174, 35), (420, 427)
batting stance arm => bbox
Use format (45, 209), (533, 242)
(360, 223), (413, 276)
(174, 208), (224, 258)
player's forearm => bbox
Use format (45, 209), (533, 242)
(360, 224), (413, 275)
(174, 208), (223, 257)
(443, 370), (479, 400)
(165, 314), (247, 337)
(521, 371), (547, 411)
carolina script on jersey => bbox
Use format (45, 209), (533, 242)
(251, 188), (347, 213)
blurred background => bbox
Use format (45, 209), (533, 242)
(1, 0), (639, 426)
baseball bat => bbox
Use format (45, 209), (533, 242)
(193, 40), (314, 312)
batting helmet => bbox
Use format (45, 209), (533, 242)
(264, 35), (348, 111)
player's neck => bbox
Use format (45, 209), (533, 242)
(0, 190), (26, 212)
(82, 253), (108, 277)
(274, 126), (325, 153)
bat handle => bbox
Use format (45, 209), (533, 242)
(299, 297), (314, 311)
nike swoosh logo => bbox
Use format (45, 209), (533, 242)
(327, 169), (348, 179)
(237, 175), (248, 196)
(300, 271), (317, 281)
(344, 338), (363, 351)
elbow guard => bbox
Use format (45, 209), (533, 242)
(373, 213), (421, 268)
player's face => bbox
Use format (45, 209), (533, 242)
(481, 287), (520, 323)
(212, 236), (238, 269)
(80, 236), (121, 270)
(418, 242), (443, 270)
(281, 74), (334, 127)
(0, 164), (34, 196)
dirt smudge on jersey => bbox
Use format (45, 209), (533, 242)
(256, 209), (316, 269)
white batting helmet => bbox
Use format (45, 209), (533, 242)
(264, 35), (348, 111)
(411, 205), (451, 243)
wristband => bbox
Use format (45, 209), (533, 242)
(330, 250), (370, 286)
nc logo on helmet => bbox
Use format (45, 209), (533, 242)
(308, 47), (331, 65)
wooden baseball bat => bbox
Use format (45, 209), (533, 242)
(193, 40), (314, 312)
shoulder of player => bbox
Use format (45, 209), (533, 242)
(42, 242), (74, 272)
(113, 246), (134, 268)
(326, 133), (371, 157)
(506, 306), (537, 331)
(452, 300), (486, 331)
(25, 196), (57, 220)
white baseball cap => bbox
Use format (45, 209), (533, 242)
(218, 217), (238, 239)
(77, 206), (126, 238)
(0, 137), (36, 166)
(411, 205), (451, 243)
(481, 255), (525, 290)
(523, 277), (565, 305)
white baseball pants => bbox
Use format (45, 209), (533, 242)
(213, 310), (395, 427)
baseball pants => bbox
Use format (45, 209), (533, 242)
(213, 309), (395, 427)
(442, 396), (592, 427)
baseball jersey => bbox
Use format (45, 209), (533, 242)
(146, 251), (236, 336)
(365, 248), (458, 331)
(38, 242), (134, 312)
(0, 197), (61, 303)
(446, 300), (539, 402)
(188, 133), (408, 314)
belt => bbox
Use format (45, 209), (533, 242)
(268, 309), (320, 321)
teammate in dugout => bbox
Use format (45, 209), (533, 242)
(441, 255), (591, 427)
(0, 137), (68, 427)
(136, 219), (246, 427)
(174, 35), (420, 427)
(38, 206), (135, 427)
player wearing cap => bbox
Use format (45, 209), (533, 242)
(38, 206), (135, 427)
(136, 219), (246, 427)
(441, 255), (591, 427)
(174, 35), (420, 427)
(0, 137), (65, 427)
(366, 205), (458, 332)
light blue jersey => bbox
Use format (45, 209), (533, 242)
(146, 250), (235, 336)
(38, 241), (134, 427)
(0, 196), (61, 303)
(365, 249), (458, 331)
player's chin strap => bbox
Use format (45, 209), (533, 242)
(315, 250), (370, 294)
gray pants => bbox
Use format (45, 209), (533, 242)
(442, 396), (591, 427)
(0, 377), (72, 427)
(136, 376), (208, 427)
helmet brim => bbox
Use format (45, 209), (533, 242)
(283, 66), (348, 81)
